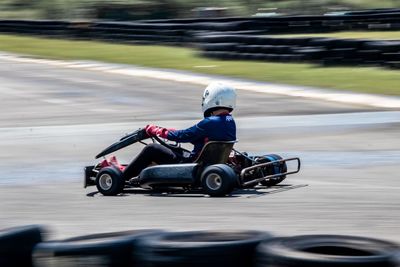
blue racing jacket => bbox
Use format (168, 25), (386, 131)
(167, 114), (236, 159)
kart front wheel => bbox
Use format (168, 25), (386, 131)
(201, 164), (237, 197)
(96, 166), (124, 196)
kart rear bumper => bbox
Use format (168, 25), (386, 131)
(240, 157), (301, 186)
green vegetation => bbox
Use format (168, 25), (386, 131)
(0, 34), (399, 96)
(272, 31), (400, 40)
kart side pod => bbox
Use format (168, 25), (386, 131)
(139, 163), (198, 189)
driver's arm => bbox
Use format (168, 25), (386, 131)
(146, 119), (208, 143)
(167, 123), (206, 143)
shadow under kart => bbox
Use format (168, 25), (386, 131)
(84, 129), (301, 197)
(86, 183), (309, 198)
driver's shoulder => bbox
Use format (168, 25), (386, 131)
(197, 115), (233, 128)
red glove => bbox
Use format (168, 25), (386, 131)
(145, 125), (174, 139)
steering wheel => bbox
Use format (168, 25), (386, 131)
(153, 135), (191, 154)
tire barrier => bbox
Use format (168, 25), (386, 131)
(256, 235), (400, 267)
(33, 230), (163, 267)
(195, 35), (313, 46)
(0, 20), (193, 45)
(140, 8), (400, 33)
(134, 230), (272, 267)
(0, 226), (398, 267)
(202, 51), (305, 63)
(343, 8), (400, 16)
(1, 8), (400, 67)
(293, 48), (328, 60)
(199, 43), (238, 52)
(198, 34), (400, 68)
(0, 225), (46, 267)
(362, 41), (400, 53)
(2, 8), (400, 41)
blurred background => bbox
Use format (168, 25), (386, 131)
(1, 0), (400, 20)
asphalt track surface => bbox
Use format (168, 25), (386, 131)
(0, 56), (399, 241)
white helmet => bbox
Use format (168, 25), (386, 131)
(202, 82), (237, 117)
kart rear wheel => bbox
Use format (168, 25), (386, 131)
(201, 164), (237, 197)
(258, 154), (287, 187)
(96, 166), (124, 196)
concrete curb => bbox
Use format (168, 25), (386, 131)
(1, 52), (400, 109)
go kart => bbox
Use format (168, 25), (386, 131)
(84, 129), (301, 197)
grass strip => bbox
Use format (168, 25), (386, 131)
(0, 34), (399, 96)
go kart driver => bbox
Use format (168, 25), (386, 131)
(123, 82), (237, 182)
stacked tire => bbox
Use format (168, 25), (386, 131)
(1, 225), (399, 267)
(0, 225), (45, 267)
(134, 230), (271, 267)
(33, 230), (162, 267)
(256, 235), (400, 267)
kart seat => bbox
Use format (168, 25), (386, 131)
(194, 140), (237, 165)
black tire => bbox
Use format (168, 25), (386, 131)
(201, 164), (237, 197)
(327, 48), (357, 58)
(258, 154), (287, 187)
(195, 34), (243, 44)
(0, 225), (45, 267)
(382, 52), (400, 61)
(385, 61), (400, 69)
(309, 38), (341, 49)
(294, 48), (327, 60)
(363, 41), (400, 53)
(338, 39), (366, 49)
(256, 235), (400, 267)
(96, 166), (125, 196)
(135, 230), (272, 267)
(33, 230), (162, 267)
(199, 42), (237, 52)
